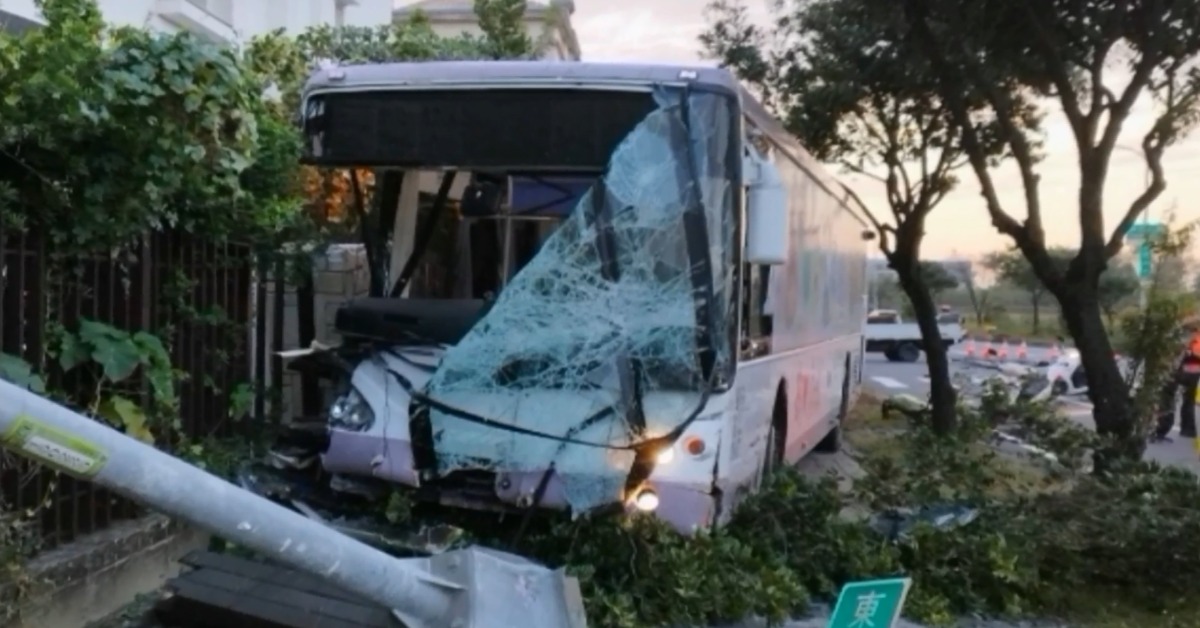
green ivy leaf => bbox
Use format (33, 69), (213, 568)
(80, 320), (141, 382)
(228, 382), (254, 420)
(132, 331), (174, 401)
(57, 332), (90, 372)
(98, 394), (154, 443)
(0, 352), (46, 393)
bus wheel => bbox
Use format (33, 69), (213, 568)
(816, 364), (850, 454)
(760, 392), (787, 485)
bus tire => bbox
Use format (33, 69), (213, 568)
(816, 357), (851, 454)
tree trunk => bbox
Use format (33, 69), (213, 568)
(893, 258), (957, 435)
(1056, 284), (1143, 465)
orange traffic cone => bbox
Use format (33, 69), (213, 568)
(1047, 343), (1060, 360)
(997, 341), (1009, 360)
(1016, 341), (1028, 361)
(964, 338), (976, 357)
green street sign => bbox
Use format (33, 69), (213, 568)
(1126, 221), (1163, 240)
(1136, 241), (1152, 279)
(828, 577), (912, 628)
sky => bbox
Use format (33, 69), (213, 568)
(568, 0), (1200, 261)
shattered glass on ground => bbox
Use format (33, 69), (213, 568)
(422, 89), (735, 513)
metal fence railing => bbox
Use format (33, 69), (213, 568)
(0, 229), (264, 550)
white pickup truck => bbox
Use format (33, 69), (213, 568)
(864, 309), (968, 362)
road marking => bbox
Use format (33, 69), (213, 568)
(871, 376), (907, 389)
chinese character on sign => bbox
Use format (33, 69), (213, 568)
(848, 591), (886, 627)
(829, 578), (911, 628)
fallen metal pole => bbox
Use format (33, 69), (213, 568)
(0, 378), (586, 628)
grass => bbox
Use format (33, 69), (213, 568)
(843, 392), (1054, 497)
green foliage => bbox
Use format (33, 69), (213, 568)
(489, 386), (1200, 626)
(0, 0), (272, 251)
(1097, 262), (1140, 325)
(0, 497), (44, 624)
(983, 247), (1073, 334)
(522, 515), (804, 628)
(917, 261), (958, 298)
(728, 472), (897, 601)
(983, 247), (1072, 302)
(246, 4), (534, 113)
(474, 0), (534, 58)
(46, 319), (177, 442)
(1114, 223), (1200, 443)
(0, 353), (46, 394)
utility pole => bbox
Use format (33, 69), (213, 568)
(0, 378), (587, 628)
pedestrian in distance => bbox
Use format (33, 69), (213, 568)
(1152, 318), (1200, 443)
(1177, 323), (1200, 438)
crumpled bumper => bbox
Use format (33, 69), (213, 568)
(322, 427), (716, 534)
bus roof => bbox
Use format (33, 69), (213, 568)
(303, 60), (744, 95)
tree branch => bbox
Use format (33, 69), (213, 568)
(908, 4), (1045, 242)
(842, 181), (895, 255)
(901, 1), (1025, 242)
(1095, 54), (1160, 163)
(840, 161), (890, 185)
(1017, 0), (1086, 143)
(1102, 72), (1200, 256)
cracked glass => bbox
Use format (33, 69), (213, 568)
(420, 88), (737, 513)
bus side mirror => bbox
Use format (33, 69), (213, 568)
(744, 149), (788, 265)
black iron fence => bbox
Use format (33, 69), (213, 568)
(0, 229), (268, 551)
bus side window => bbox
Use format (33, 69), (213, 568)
(740, 262), (772, 358)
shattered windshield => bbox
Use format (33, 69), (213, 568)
(419, 87), (737, 513)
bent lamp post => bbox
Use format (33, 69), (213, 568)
(0, 377), (586, 628)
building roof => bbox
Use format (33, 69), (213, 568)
(0, 10), (43, 34)
(393, 0), (580, 60)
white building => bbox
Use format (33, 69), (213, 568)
(393, 0), (581, 60)
(0, 0), (393, 41)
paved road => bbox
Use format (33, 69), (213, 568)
(862, 346), (1200, 470)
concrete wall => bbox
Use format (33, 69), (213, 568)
(6, 515), (208, 628)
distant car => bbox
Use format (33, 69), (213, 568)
(864, 310), (967, 362)
(937, 311), (964, 325)
(867, 309), (901, 324)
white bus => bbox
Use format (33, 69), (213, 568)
(291, 60), (871, 534)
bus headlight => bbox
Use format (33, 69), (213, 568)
(329, 389), (374, 431)
(634, 488), (659, 512)
(656, 446), (675, 465)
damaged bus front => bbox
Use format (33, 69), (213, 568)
(267, 62), (831, 535)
